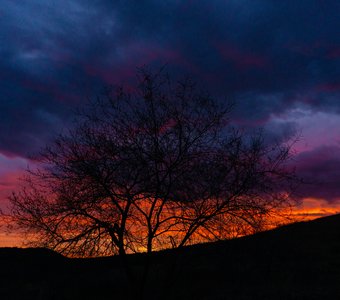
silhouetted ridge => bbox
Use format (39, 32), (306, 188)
(2, 214), (340, 300)
(0, 247), (63, 258)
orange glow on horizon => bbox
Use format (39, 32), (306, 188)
(291, 197), (340, 220)
(2, 197), (340, 249)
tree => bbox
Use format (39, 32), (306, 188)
(7, 67), (299, 258)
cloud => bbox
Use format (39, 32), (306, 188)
(0, 155), (28, 211)
(294, 146), (340, 201)
(1, 0), (340, 250)
(0, 1), (339, 208)
(293, 197), (340, 219)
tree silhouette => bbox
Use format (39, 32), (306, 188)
(7, 67), (299, 258)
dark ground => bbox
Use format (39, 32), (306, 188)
(2, 214), (340, 300)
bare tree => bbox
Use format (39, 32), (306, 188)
(6, 67), (299, 258)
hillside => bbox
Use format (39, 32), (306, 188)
(2, 214), (340, 300)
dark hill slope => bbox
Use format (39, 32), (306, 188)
(2, 214), (340, 300)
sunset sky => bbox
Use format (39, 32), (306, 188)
(1, 0), (340, 246)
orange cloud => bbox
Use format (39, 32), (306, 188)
(0, 169), (27, 248)
(292, 197), (340, 220)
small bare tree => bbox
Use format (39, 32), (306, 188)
(6, 67), (299, 258)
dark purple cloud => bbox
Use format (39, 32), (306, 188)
(295, 146), (340, 201)
(0, 0), (339, 207)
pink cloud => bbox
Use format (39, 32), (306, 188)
(0, 171), (24, 212)
(327, 47), (340, 59)
(83, 42), (198, 85)
(295, 146), (340, 171)
(293, 145), (340, 201)
(315, 82), (340, 93)
(285, 42), (340, 60)
(0, 149), (23, 159)
(0, 168), (27, 246)
(0, 155), (28, 211)
(0, 155), (32, 247)
(215, 42), (268, 71)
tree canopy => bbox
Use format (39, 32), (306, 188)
(7, 68), (299, 257)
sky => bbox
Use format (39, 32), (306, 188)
(0, 0), (340, 246)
